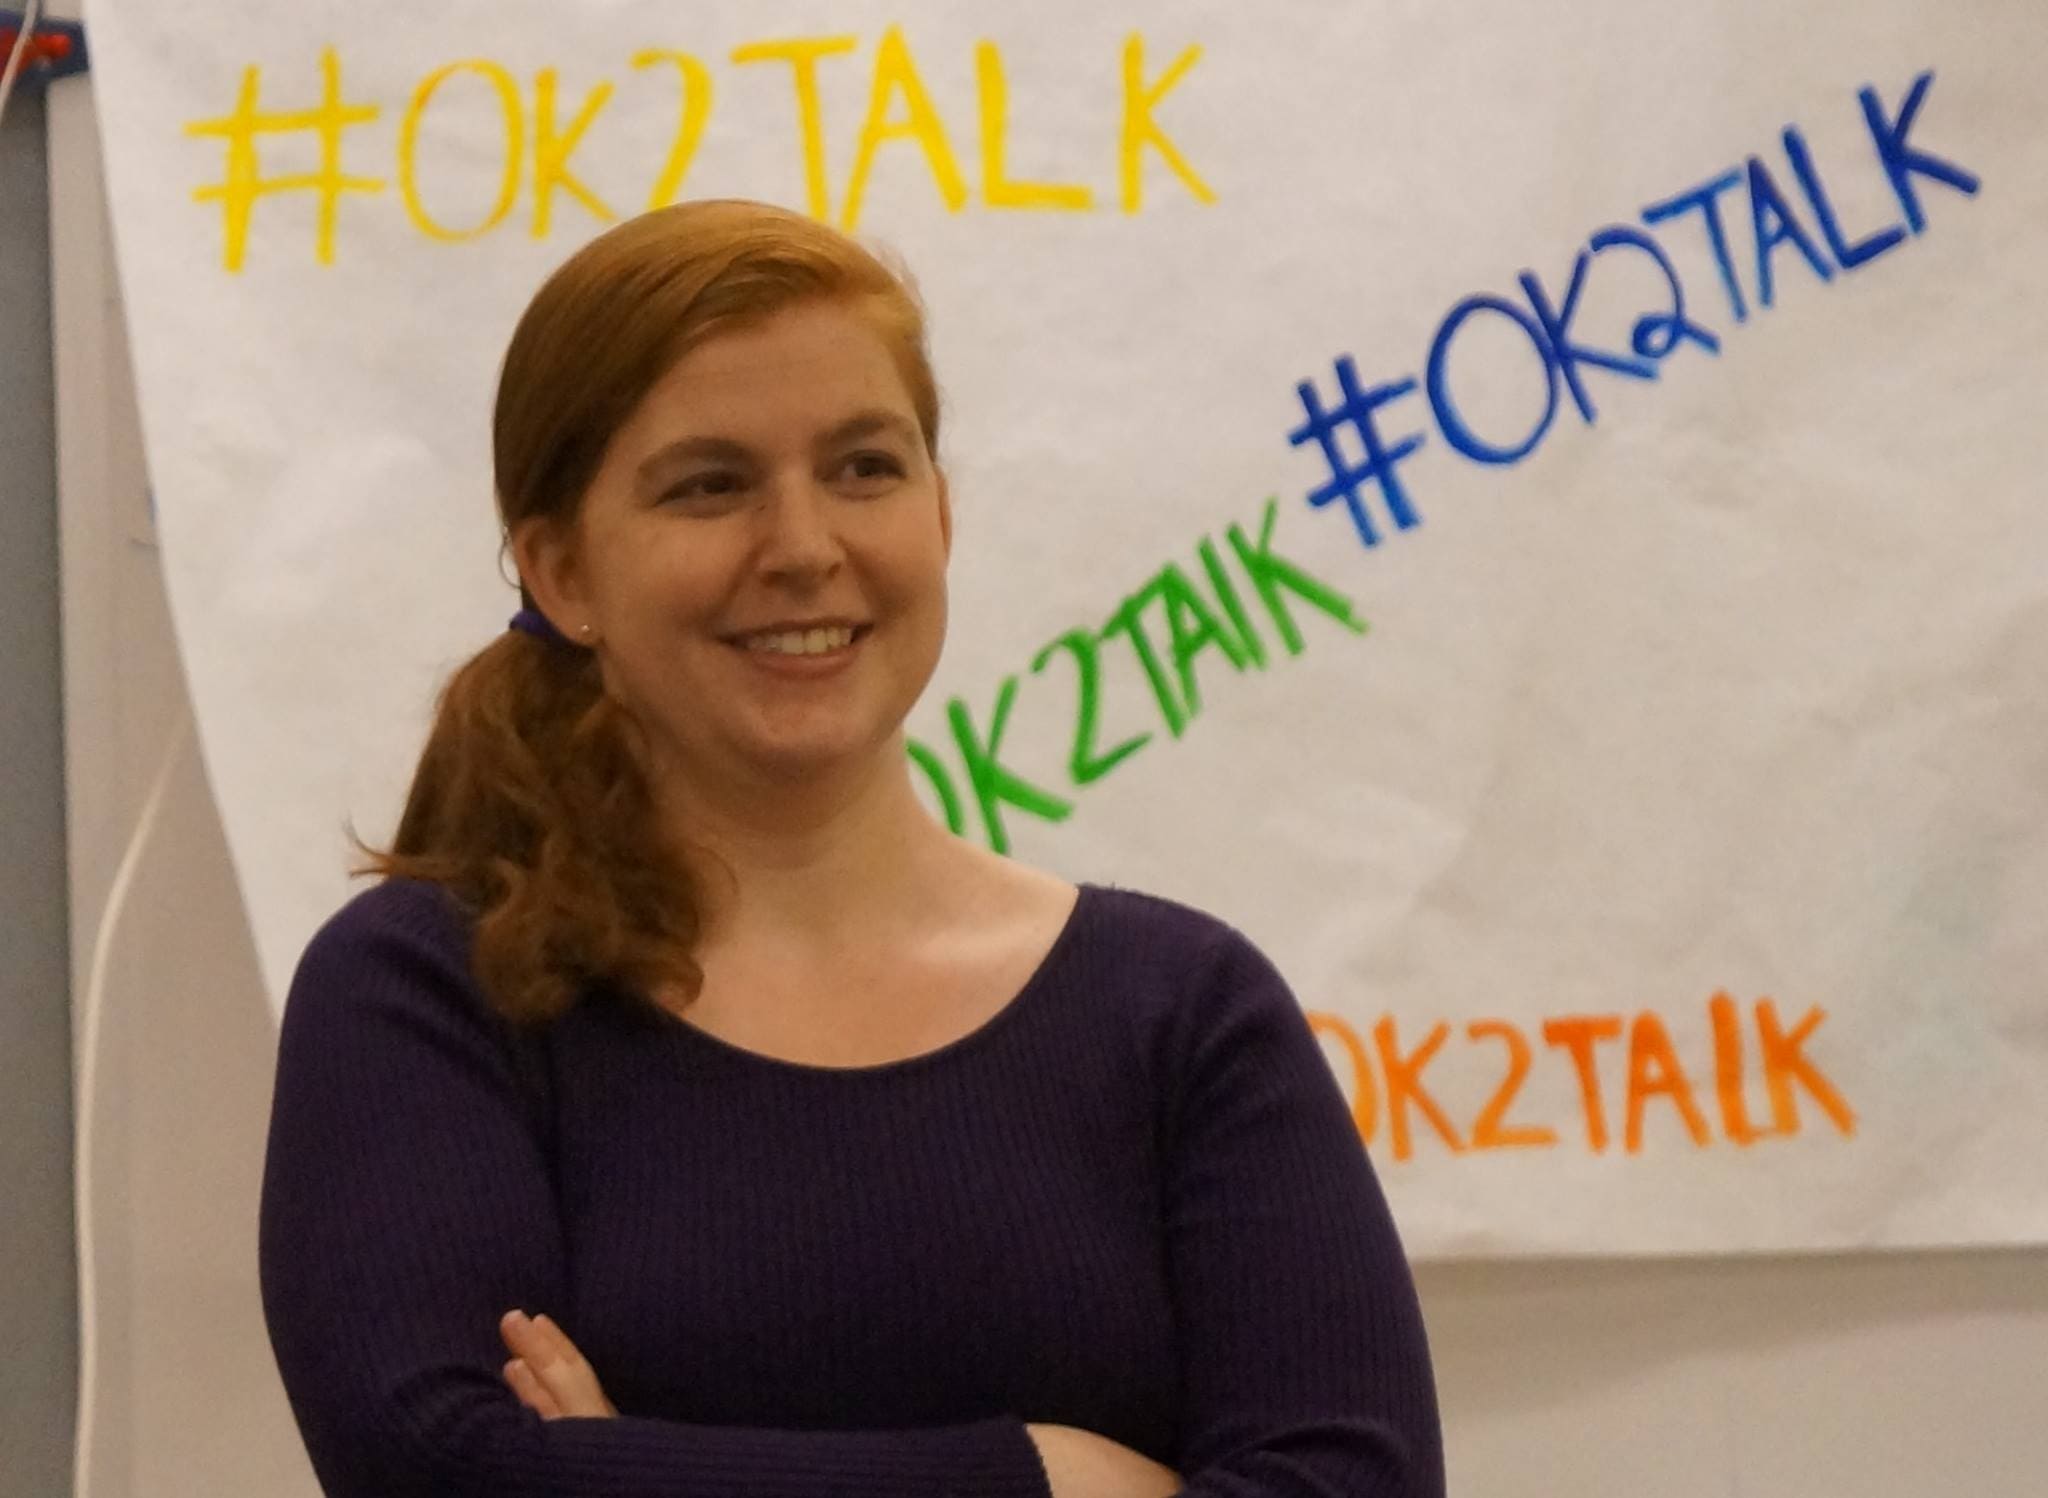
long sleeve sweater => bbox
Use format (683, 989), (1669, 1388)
(257, 875), (1444, 1496)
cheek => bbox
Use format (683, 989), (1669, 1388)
(878, 564), (947, 636)
(601, 541), (723, 628)
(876, 513), (951, 594)
(891, 548), (949, 667)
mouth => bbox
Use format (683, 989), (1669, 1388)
(724, 622), (874, 658)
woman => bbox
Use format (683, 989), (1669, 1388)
(258, 199), (1443, 1497)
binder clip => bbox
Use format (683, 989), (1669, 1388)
(0, 10), (90, 92)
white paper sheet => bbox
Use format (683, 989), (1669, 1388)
(81, 0), (2048, 1256)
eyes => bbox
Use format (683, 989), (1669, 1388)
(660, 450), (909, 509)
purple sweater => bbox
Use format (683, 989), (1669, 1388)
(258, 876), (1443, 1496)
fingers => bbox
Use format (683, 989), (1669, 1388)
(502, 1309), (583, 1374)
(499, 1309), (616, 1419)
(503, 1356), (562, 1419)
(516, 1311), (596, 1390)
(500, 1310), (577, 1420)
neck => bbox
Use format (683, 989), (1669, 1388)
(654, 737), (959, 954)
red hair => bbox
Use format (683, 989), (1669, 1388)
(359, 200), (942, 1025)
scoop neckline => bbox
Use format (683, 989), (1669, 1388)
(651, 881), (1101, 1079)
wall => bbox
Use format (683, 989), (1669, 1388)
(45, 31), (2048, 1497)
(1, 75), (77, 1498)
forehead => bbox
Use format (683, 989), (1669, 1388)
(627, 301), (915, 442)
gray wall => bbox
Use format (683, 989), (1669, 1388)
(0, 83), (77, 1498)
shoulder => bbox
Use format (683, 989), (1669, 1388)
(297, 875), (473, 975)
(1078, 881), (1266, 978)
(1073, 885), (1331, 1144)
(1081, 885), (1236, 954)
(274, 880), (558, 1156)
(1075, 881), (1304, 1042)
(320, 873), (471, 936)
(284, 877), (495, 1037)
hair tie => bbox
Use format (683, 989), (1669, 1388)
(508, 607), (582, 649)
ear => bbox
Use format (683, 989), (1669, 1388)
(934, 467), (953, 560)
(508, 513), (590, 636)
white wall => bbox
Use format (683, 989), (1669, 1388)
(51, 41), (2048, 1498)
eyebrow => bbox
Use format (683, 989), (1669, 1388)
(821, 409), (922, 448)
(632, 408), (922, 493)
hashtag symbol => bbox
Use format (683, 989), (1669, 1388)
(1287, 355), (1426, 548)
(185, 47), (386, 272)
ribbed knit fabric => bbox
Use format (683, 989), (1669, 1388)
(258, 876), (1443, 1496)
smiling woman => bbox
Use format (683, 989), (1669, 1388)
(256, 199), (1443, 1498)
(355, 199), (955, 1026)
(513, 301), (953, 806)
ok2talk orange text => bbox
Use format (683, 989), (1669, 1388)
(1306, 993), (1857, 1162)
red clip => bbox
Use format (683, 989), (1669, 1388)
(0, 13), (88, 85)
(1, 25), (70, 65)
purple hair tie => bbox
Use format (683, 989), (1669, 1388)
(508, 607), (580, 649)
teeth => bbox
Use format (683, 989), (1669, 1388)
(742, 626), (857, 656)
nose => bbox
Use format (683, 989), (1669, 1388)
(755, 477), (845, 581)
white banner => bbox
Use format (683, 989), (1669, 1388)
(82, 0), (2048, 1256)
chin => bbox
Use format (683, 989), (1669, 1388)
(740, 730), (891, 781)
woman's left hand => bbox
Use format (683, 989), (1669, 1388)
(499, 1309), (619, 1420)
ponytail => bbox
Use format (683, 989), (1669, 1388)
(359, 631), (703, 1027)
